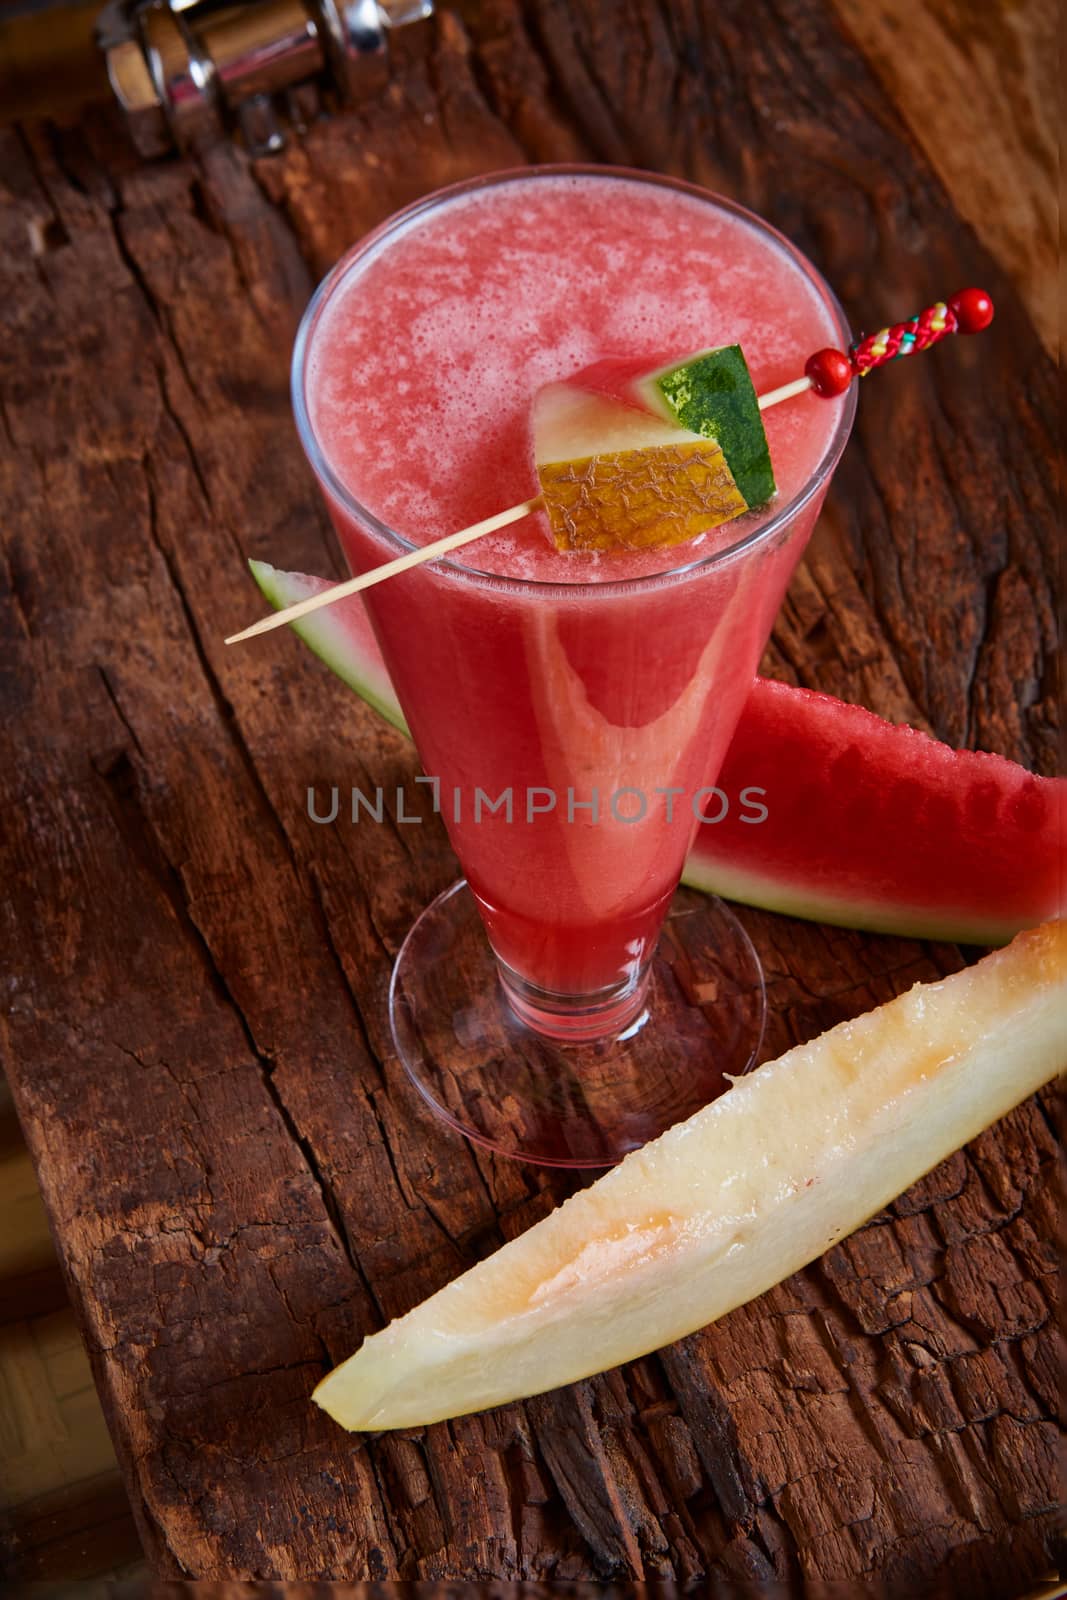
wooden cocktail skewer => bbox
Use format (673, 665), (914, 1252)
(226, 289), (993, 646)
(226, 498), (544, 641)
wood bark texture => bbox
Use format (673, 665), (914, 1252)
(0, 0), (1060, 1592)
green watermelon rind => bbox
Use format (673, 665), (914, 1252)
(642, 345), (776, 509)
(680, 852), (1030, 948)
(249, 560), (410, 736)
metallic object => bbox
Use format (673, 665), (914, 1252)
(96, 0), (434, 157)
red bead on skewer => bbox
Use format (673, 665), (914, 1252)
(804, 347), (853, 397)
(800, 288), (995, 401)
(948, 287), (995, 333)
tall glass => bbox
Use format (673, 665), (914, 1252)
(292, 167), (855, 1165)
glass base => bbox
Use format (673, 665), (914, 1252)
(389, 880), (766, 1168)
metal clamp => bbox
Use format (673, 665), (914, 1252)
(96, 0), (434, 158)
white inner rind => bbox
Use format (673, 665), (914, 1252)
(533, 383), (700, 465)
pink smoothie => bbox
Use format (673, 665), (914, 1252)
(301, 170), (850, 1008)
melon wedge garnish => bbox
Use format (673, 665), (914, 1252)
(637, 344), (777, 510)
(534, 383), (748, 552)
(533, 344), (775, 553)
(313, 921), (1066, 1431)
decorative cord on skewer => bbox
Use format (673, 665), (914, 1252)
(803, 288), (995, 397)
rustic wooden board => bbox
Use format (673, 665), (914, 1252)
(831, 0), (1058, 357)
(0, 0), (1060, 1592)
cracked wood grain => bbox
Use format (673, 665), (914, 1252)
(0, 1), (1060, 1593)
(829, 0), (1058, 357)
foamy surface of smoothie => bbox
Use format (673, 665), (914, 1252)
(307, 173), (846, 582)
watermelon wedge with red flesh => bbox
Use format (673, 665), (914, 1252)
(250, 561), (1064, 944)
(250, 561), (409, 735)
(683, 678), (1063, 944)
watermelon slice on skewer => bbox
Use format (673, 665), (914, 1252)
(533, 344), (777, 554)
(533, 384), (748, 553)
(250, 562), (1064, 946)
(574, 344), (778, 511)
